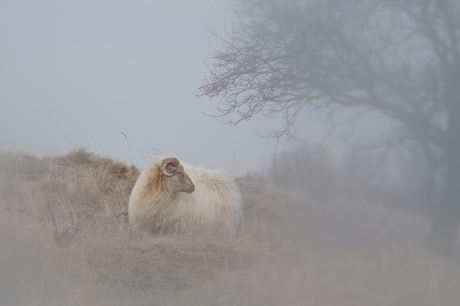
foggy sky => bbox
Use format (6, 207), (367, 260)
(1, 1), (385, 175)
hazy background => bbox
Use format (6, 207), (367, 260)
(0, 0), (344, 174)
(2, 2), (460, 304)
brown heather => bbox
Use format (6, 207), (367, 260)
(1, 148), (459, 305)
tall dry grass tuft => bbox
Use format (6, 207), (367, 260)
(0, 148), (139, 245)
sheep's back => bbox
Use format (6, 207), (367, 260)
(171, 166), (243, 237)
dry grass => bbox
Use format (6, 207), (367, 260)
(1, 148), (459, 306)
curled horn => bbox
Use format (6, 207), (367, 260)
(160, 157), (180, 177)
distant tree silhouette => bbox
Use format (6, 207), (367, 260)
(266, 142), (338, 201)
(199, 0), (460, 251)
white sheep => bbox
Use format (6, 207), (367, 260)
(128, 156), (243, 238)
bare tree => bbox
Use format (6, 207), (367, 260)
(198, 0), (460, 251)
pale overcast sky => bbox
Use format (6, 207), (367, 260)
(0, 0), (357, 175)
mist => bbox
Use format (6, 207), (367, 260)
(0, 0), (297, 175)
(2, 0), (460, 305)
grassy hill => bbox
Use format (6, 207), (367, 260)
(0, 148), (459, 305)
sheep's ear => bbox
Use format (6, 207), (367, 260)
(161, 158), (180, 177)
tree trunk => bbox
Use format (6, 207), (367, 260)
(429, 159), (460, 254)
(428, 63), (460, 254)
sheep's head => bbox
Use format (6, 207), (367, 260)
(161, 157), (195, 194)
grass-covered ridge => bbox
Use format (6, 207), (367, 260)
(1, 148), (459, 305)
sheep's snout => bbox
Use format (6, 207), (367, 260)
(185, 183), (195, 194)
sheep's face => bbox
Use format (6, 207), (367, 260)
(169, 164), (195, 194)
(161, 158), (195, 194)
